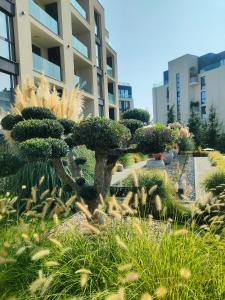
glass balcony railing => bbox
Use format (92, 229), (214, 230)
(32, 53), (61, 81)
(71, 0), (87, 20)
(108, 93), (115, 104)
(75, 75), (91, 94)
(29, 0), (59, 35)
(107, 65), (113, 77)
(72, 36), (89, 58)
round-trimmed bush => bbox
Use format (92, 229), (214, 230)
(0, 153), (24, 177)
(122, 109), (150, 123)
(1, 114), (23, 130)
(21, 107), (56, 120)
(134, 126), (175, 154)
(47, 138), (69, 158)
(11, 119), (64, 142)
(19, 138), (52, 160)
(179, 136), (195, 151)
(72, 117), (131, 151)
(120, 119), (144, 135)
(59, 119), (77, 135)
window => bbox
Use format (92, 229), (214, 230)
(0, 10), (15, 60)
(99, 104), (104, 117)
(201, 106), (206, 115)
(94, 11), (101, 37)
(201, 91), (206, 105)
(201, 76), (206, 89)
(0, 71), (15, 112)
(97, 74), (103, 99)
(96, 43), (101, 68)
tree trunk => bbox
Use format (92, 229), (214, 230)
(68, 150), (83, 179)
(94, 153), (107, 196)
(102, 156), (118, 198)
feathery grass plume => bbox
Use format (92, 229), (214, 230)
(16, 246), (28, 256)
(76, 202), (92, 219)
(30, 277), (46, 294)
(38, 176), (45, 187)
(155, 286), (168, 299)
(117, 263), (133, 272)
(21, 233), (29, 241)
(132, 219), (143, 235)
(180, 268), (191, 280)
(31, 186), (37, 203)
(148, 184), (158, 195)
(66, 195), (76, 208)
(53, 213), (60, 226)
(141, 293), (153, 300)
(155, 195), (162, 211)
(45, 261), (59, 267)
(40, 189), (50, 200)
(132, 171), (139, 187)
(0, 257), (16, 264)
(32, 249), (50, 261)
(134, 193), (139, 209)
(41, 275), (54, 295)
(82, 222), (101, 235)
(115, 235), (129, 251)
(173, 229), (189, 236)
(120, 272), (139, 284)
(141, 187), (147, 205)
(122, 191), (133, 206)
(76, 269), (91, 288)
(22, 185), (27, 190)
(106, 288), (125, 300)
(99, 194), (106, 208)
(49, 238), (63, 249)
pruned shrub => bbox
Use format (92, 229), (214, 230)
(59, 119), (77, 135)
(47, 138), (69, 158)
(1, 114), (23, 130)
(21, 107), (56, 120)
(134, 126), (175, 154)
(122, 108), (150, 123)
(179, 136), (195, 151)
(72, 117), (131, 151)
(120, 119), (144, 135)
(11, 119), (64, 142)
(19, 138), (52, 160)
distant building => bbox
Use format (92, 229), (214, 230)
(118, 83), (134, 113)
(153, 51), (225, 125)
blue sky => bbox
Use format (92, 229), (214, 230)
(100, 0), (225, 116)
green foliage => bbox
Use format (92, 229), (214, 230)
(59, 119), (77, 135)
(1, 114), (23, 130)
(47, 138), (69, 158)
(203, 170), (225, 195)
(167, 105), (176, 124)
(11, 119), (64, 142)
(120, 119), (144, 135)
(21, 107), (56, 120)
(122, 108), (150, 123)
(179, 136), (195, 152)
(0, 152), (24, 177)
(188, 111), (203, 147)
(205, 105), (221, 148)
(19, 138), (52, 160)
(73, 146), (95, 185)
(134, 126), (175, 154)
(123, 169), (190, 221)
(72, 117), (131, 151)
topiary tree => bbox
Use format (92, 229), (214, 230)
(167, 105), (175, 124)
(188, 111), (203, 147)
(122, 108), (150, 124)
(205, 105), (222, 149)
(120, 119), (144, 135)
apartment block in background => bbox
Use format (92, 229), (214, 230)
(153, 52), (225, 126)
(118, 83), (134, 113)
(0, 0), (119, 120)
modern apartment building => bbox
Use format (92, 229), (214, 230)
(153, 51), (225, 126)
(118, 83), (134, 113)
(0, 0), (119, 120)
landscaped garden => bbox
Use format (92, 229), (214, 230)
(0, 77), (224, 299)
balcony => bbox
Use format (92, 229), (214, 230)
(29, 0), (59, 35)
(108, 93), (115, 104)
(107, 65), (113, 77)
(189, 76), (199, 85)
(71, 0), (87, 20)
(32, 53), (61, 81)
(72, 36), (89, 58)
(75, 75), (91, 94)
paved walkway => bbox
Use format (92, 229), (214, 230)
(194, 157), (216, 199)
(111, 160), (148, 186)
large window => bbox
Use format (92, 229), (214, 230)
(0, 10), (15, 60)
(94, 11), (101, 37)
(0, 71), (15, 111)
(201, 91), (206, 105)
(201, 76), (206, 90)
(97, 74), (103, 99)
(96, 43), (102, 68)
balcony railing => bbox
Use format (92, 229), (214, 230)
(71, 0), (87, 20)
(108, 93), (115, 104)
(32, 53), (61, 81)
(107, 65), (113, 77)
(29, 0), (59, 35)
(72, 36), (89, 58)
(75, 75), (91, 94)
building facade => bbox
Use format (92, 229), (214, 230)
(0, 0), (119, 120)
(118, 83), (134, 113)
(153, 52), (225, 126)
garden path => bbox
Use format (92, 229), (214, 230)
(194, 157), (216, 199)
(111, 160), (149, 185)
